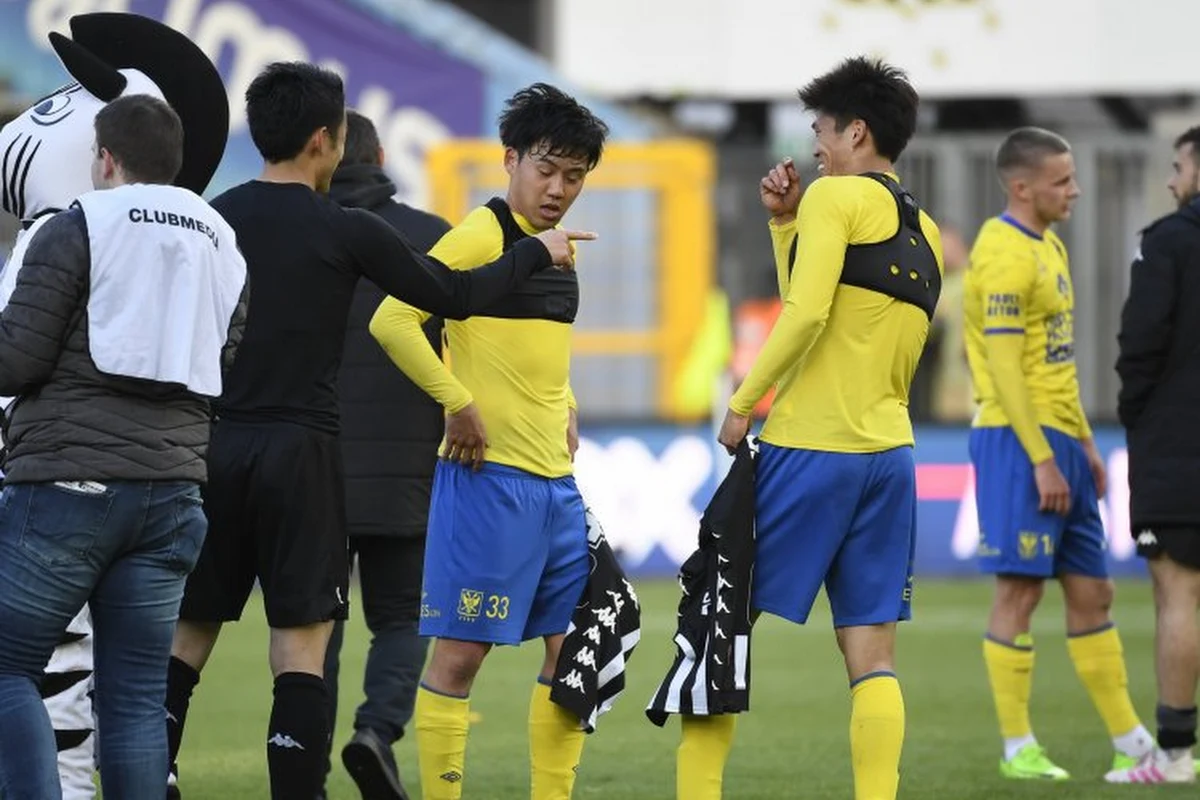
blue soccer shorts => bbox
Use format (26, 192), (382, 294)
(970, 425), (1107, 579)
(752, 442), (917, 628)
(419, 460), (589, 645)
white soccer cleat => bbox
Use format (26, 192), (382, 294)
(1104, 747), (1196, 784)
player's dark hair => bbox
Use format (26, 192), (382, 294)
(1175, 126), (1200, 165)
(94, 94), (183, 184)
(498, 82), (609, 170)
(797, 56), (919, 162)
(341, 110), (382, 167)
(996, 127), (1071, 179)
(246, 62), (345, 163)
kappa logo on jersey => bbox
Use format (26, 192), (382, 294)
(457, 589), (483, 620)
(575, 646), (598, 669)
(594, 605), (618, 633)
(559, 669), (586, 692)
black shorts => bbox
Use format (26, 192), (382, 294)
(180, 419), (350, 628)
(1136, 526), (1200, 571)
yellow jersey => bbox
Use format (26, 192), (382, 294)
(730, 174), (944, 452)
(964, 215), (1089, 462)
(369, 204), (575, 478)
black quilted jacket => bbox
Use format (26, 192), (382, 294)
(0, 208), (247, 484)
(331, 163), (451, 537)
(1117, 197), (1200, 529)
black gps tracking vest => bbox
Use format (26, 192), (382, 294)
(480, 197), (579, 323)
(788, 173), (941, 319)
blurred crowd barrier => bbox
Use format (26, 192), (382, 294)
(575, 422), (1142, 579)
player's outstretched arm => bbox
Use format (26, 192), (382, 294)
(348, 209), (546, 320)
(348, 211), (591, 320)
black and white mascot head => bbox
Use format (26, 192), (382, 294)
(0, 14), (228, 799)
(0, 12), (228, 225)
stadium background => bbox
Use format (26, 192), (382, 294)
(3, 0), (1186, 582)
(1, 2), (1195, 798)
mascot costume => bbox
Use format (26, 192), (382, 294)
(0, 13), (228, 798)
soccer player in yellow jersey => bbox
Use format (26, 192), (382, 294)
(966, 127), (1155, 780)
(368, 83), (607, 800)
(697, 57), (943, 800)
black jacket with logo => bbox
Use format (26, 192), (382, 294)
(1116, 196), (1200, 530)
(331, 163), (451, 537)
(0, 208), (246, 484)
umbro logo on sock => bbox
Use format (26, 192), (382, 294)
(440, 771), (462, 783)
(267, 733), (305, 750)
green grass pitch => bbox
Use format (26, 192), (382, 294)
(166, 578), (1189, 799)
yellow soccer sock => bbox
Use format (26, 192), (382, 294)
(1067, 624), (1142, 739)
(849, 672), (905, 800)
(983, 635), (1035, 741)
(677, 714), (737, 800)
(529, 680), (586, 800)
(415, 684), (470, 800)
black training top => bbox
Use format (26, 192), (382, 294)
(210, 180), (551, 434)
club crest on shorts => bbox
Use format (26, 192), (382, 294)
(1018, 532), (1040, 560)
(457, 589), (484, 620)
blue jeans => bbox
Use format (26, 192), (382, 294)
(0, 480), (206, 800)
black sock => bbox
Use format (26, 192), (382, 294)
(268, 672), (331, 800)
(1156, 704), (1198, 751)
(165, 656), (201, 776)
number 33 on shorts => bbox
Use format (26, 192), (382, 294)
(455, 588), (509, 620)
(486, 594), (509, 619)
